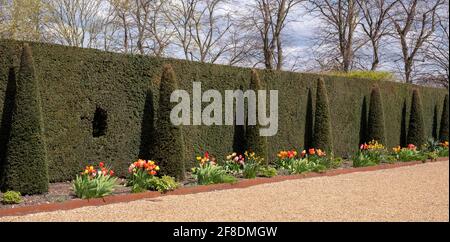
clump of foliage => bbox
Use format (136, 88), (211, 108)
(192, 152), (237, 185)
(367, 86), (385, 144)
(127, 159), (160, 193)
(392, 144), (427, 162)
(407, 89), (425, 146)
(275, 148), (329, 174)
(1, 191), (22, 205)
(147, 176), (179, 193)
(246, 69), (268, 163)
(152, 64), (185, 180)
(258, 166), (278, 178)
(242, 151), (264, 179)
(1, 44), (49, 195)
(353, 141), (389, 167)
(73, 162), (117, 199)
(313, 78), (333, 153)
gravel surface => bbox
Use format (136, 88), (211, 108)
(1, 160), (448, 222)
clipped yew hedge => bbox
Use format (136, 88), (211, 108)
(0, 39), (448, 182)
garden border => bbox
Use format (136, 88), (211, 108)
(0, 158), (447, 218)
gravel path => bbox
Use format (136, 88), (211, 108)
(1, 161), (448, 222)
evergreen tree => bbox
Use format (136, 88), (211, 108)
(439, 94), (449, 142)
(152, 64), (185, 180)
(367, 86), (385, 144)
(407, 89), (425, 146)
(1, 44), (49, 194)
(312, 78), (333, 152)
(245, 70), (268, 164)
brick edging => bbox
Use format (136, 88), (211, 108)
(0, 158), (447, 218)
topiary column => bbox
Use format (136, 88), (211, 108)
(1, 44), (49, 195)
(312, 78), (333, 153)
(407, 89), (425, 146)
(439, 94), (449, 142)
(245, 69), (268, 164)
(367, 86), (385, 144)
(152, 64), (185, 180)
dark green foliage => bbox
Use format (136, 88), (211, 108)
(1, 44), (48, 194)
(439, 94), (449, 142)
(152, 64), (185, 180)
(304, 89), (314, 150)
(432, 105), (439, 140)
(245, 70), (268, 164)
(367, 86), (385, 144)
(312, 78), (333, 152)
(407, 89), (425, 146)
(0, 40), (447, 182)
(232, 85), (246, 155)
(359, 96), (368, 145)
(400, 100), (408, 147)
(139, 89), (155, 160)
(0, 68), (16, 186)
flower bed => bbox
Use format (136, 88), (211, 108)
(1, 140), (448, 212)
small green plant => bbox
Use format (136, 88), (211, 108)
(2, 191), (22, 204)
(127, 159), (161, 193)
(147, 176), (179, 193)
(258, 166), (278, 178)
(353, 141), (388, 167)
(193, 152), (237, 185)
(242, 151), (263, 179)
(73, 162), (117, 199)
(290, 158), (327, 174)
(392, 144), (427, 162)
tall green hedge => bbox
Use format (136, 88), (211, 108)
(312, 78), (333, 152)
(367, 86), (385, 144)
(0, 40), (447, 181)
(1, 44), (48, 194)
(246, 70), (268, 163)
(407, 89), (425, 146)
(151, 64), (185, 180)
(440, 94), (449, 142)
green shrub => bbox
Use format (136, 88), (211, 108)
(407, 89), (425, 146)
(440, 94), (449, 142)
(147, 176), (179, 193)
(367, 86), (385, 144)
(352, 153), (379, 167)
(245, 70), (268, 164)
(1, 191), (22, 204)
(312, 78), (333, 153)
(1, 44), (49, 195)
(152, 64), (186, 180)
(258, 166), (278, 178)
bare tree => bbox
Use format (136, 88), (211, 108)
(356, 0), (398, 71)
(146, 0), (174, 57)
(418, 10), (449, 87)
(249, 0), (303, 70)
(108, 0), (132, 53)
(165, 0), (197, 60)
(0, 0), (43, 41)
(42, 0), (104, 48)
(389, 0), (445, 83)
(308, 0), (364, 72)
